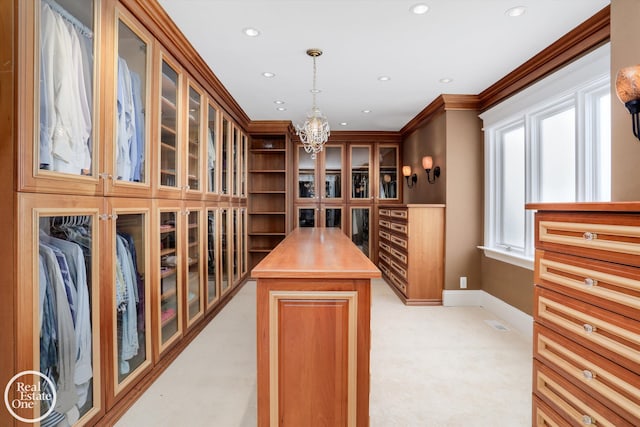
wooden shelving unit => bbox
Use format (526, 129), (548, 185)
(248, 133), (289, 269)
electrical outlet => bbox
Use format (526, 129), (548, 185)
(460, 276), (467, 289)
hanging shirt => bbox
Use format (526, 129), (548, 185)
(116, 57), (135, 181)
(130, 71), (145, 182)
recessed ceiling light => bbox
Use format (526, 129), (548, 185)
(262, 72), (275, 78)
(505, 6), (526, 17)
(378, 76), (391, 81)
(243, 27), (260, 37)
(362, 109), (371, 114)
(274, 100), (285, 105)
(340, 122), (348, 126)
(410, 4), (429, 15)
(276, 107), (286, 111)
(310, 89), (322, 94)
(439, 78), (453, 83)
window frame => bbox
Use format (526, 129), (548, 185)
(480, 44), (610, 270)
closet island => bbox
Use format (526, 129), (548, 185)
(252, 227), (380, 427)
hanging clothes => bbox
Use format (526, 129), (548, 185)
(40, 1), (92, 175)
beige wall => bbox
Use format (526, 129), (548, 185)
(402, 109), (483, 291)
(611, 0), (640, 201)
(444, 110), (483, 291)
(402, 111), (446, 204)
(481, 258), (533, 314)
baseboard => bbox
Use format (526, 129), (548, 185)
(442, 290), (533, 342)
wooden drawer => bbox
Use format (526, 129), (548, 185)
(379, 241), (391, 254)
(389, 222), (407, 235)
(536, 251), (640, 320)
(379, 252), (392, 266)
(535, 324), (640, 424)
(389, 234), (407, 249)
(379, 261), (406, 295)
(379, 208), (391, 217)
(379, 230), (391, 241)
(389, 259), (407, 279)
(533, 394), (572, 427)
(389, 209), (407, 219)
(389, 246), (407, 265)
(536, 212), (640, 267)
(379, 219), (391, 229)
(535, 287), (640, 374)
(534, 360), (635, 427)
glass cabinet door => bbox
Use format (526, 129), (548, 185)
(206, 103), (218, 194)
(350, 146), (371, 200)
(324, 207), (343, 229)
(232, 208), (239, 284)
(220, 208), (230, 294)
(206, 209), (219, 309)
(240, 208), (247, 276)
(112, 208), (151, 396)
(186, 83), (203, 194)
(298, 207), (317, 228)
(297, 145), (317, 200)
(186, 209), (203, 325)
(158, 209), (181, 349)
(378, 145), (399, 200)
(232, 127), (239, 196)
(323, 146), (343, 200)
(221, 118), (230, 195)
(351, 207), (370, 257)
(37, 0), (96, 178)
(114, 11), (150, 186)
(31, 206), (101, 425)
(240, 133), (248, 198)
(159, 57), (180, 190)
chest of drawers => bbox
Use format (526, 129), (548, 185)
(377, 204), (444, 305)
(529, 204), (640, 426)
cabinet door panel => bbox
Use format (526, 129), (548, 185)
(206, 102), (219, 195)
(105, 6), (153, 196)
(377, 145), (399, 201)
(107, 199), (152, 404)
(206, 209), (219, 309)
(17, 193), (103, 425)
(20, 0), (101, 195)
(186, 207), (204, 326)
(350, 146), (371, 201)
(185, 82), (204, 198)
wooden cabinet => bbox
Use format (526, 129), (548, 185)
(248, 133), (290, 269)
(4, 1), (250, 425)
(377, 205), (445, 305)
(529, 203), (640, 426)
(252, 228), (380, 427)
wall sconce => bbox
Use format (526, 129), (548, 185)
(615, 65), (640, 141)
(402, 165), (417, 188)
(422, 156), (441, 184)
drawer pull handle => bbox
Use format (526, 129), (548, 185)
(583, 277), (597, 287)
(582, 370), (595, 380)
(582, 415), (595, 425)
(583, 232), (597, 241)
(583, 324), (596, 334)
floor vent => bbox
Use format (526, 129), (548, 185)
(484, 319), (510, 331)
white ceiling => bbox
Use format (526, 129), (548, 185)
(158, 0), (609, 132)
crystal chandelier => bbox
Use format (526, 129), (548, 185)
(296, 49), (330, 159)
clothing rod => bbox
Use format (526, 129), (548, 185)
(42, 0), (94, 39)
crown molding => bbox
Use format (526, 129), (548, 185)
(247, 120), (295, 136)
(400, 94), (480, 136)
(478, 5), (610, 112)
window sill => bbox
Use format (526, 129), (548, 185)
(477, 246), (534, 271)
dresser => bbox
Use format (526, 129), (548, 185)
(528, 203), (640, 426)
(377, 204), (444, 305)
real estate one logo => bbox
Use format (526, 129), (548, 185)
(4, 370), (57, 423)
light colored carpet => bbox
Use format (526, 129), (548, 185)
(116, 279), (531, 426)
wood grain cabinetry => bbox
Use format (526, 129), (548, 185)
(529, 203), (640, 426)
(377, 204), (445, 305)
(247, 130), (291, 270)
(3, 1), (249, 425)
(252, 228), (380, 427)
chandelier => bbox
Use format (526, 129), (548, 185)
(296, 49), (330, 159)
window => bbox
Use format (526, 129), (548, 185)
(480, 44), (611, 269)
